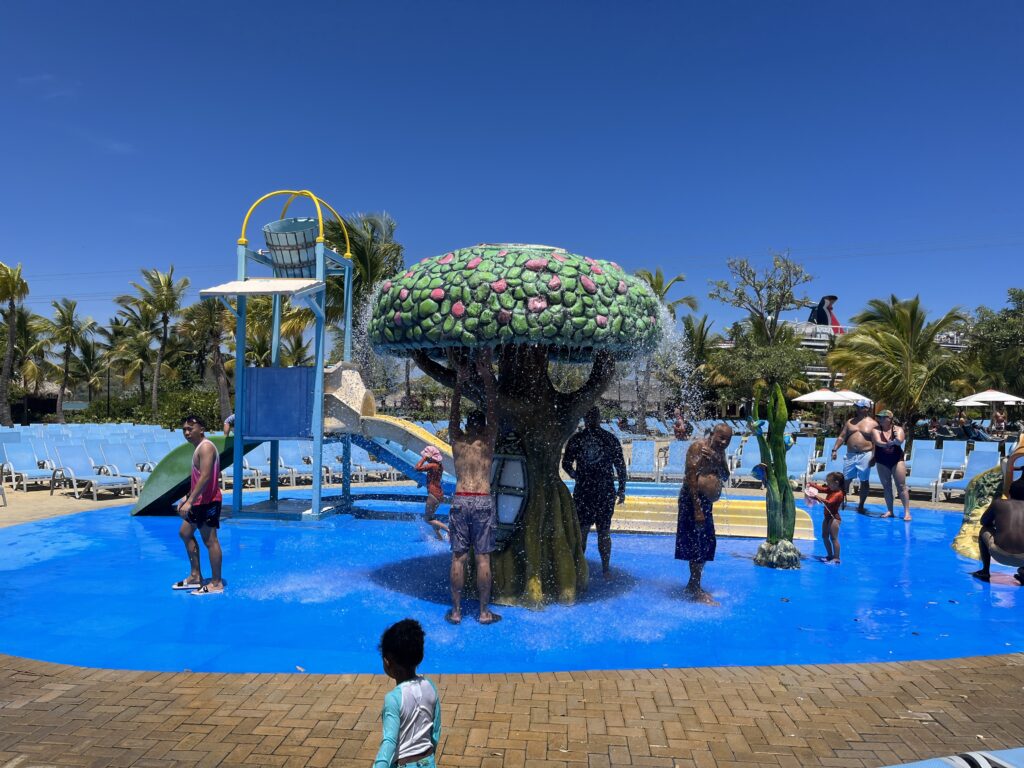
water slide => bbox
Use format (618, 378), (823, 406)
(131, 436), (259, 516)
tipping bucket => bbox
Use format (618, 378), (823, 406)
(262, 217), (319, 278)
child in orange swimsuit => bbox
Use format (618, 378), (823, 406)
(414, 446), (448, 540)
(807, 471), (845, 564)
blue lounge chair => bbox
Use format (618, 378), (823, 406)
(2, 442), (52, 491)
(659, 441), (690, 482)
(50, 443), (135, 501)
(645, 417), (668, 436)
(99, 442), (151, 492)
(903, 448), (944, 502)
(939, 440), (967, 475)
(278, 441), (316, 485)
(808, 447), (846, 484)
(730, 444), (766, 487)
(941, 450), (1002, 500)
(784, 445), (813, 487)
(628, 440), (658, 481)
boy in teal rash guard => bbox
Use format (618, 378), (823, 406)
(374, 619), (441, 768)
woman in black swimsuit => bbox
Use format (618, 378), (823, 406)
(871, 410), (911, 521)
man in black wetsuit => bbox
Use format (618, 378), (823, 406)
(562, 407), (628, 579)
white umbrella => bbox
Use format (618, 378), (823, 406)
(792, 388), (857, 404)
(834, 389), (872, 404)
(955, 388), (1024, 406)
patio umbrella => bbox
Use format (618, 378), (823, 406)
(955, 389), (1024, 406)
(834, 389), (872, 404)
(792, 389), (858, 405)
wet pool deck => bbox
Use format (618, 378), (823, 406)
(3, 487), (1021, 767)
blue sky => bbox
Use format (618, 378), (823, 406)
(4, 0), (1023, 333)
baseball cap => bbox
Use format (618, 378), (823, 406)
(877, 409), (894, 418)
(854, 398), (871, 408)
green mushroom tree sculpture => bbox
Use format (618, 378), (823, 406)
(369, 244), (662, 605)
(749, 382), (802, 569)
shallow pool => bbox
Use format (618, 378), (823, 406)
(0, 498), (1018, 674)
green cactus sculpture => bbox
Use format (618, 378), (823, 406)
(370, 244), (662, 605)
(750, 383), (801, 569)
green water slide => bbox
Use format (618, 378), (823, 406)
(131, 436), (259, 516)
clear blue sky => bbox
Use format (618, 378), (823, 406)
(4, 1), (1023, 333)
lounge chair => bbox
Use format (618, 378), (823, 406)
(99, 441), (151, 492)
(939, 440), (967, 476)
(808, 447), (846, 484)
(2, 442), (53, 491)
(628, 440), (658, 482)
(659, 441), (690, 483)
(730, 444), (766, 487)
(50, 443), (136, 501)
(941, 450), (1001, 501)
(903, 447), (944, 501)
(278, 440), (316, 485)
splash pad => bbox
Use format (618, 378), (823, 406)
(1, 494), (1020, 674)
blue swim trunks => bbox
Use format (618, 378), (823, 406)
(843, 450), (872, 483)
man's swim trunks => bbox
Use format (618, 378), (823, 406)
(981, 529), (1024, 568)
(186, 500), (222, 529)
(449, 494), (496, 555)
(843, 449), (872, 483)
(575, 486), (616, 532)
(675, 484), (716, 562)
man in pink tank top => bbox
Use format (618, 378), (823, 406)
(172, 414), (224, 594)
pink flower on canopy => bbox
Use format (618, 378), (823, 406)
(528, 297), (548, 313)
(451, 301), (466, 318)
(497, 309), (512, 324)
(497, 249), (509, 257)
(590, 264), (603, 275)
(596, 315), (608, 328)
(404, 271), (414, 279)
(547, 275), (561, 290)
(438, 253), (454, 265)
(430, 288), (445, 301)
(382, 281), (392, 292)
(525, 259), (549, 271)
(580, 276), (598, 294)
(467, 257), (483, 269)
(616, 280), (627, 294)
(393, 312), (402, 326)
(491, 278), (508, 293)
(399, 288), (410, 300)
(551, 252), (566, 262)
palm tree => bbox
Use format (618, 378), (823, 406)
(117, 267), (190, 418)
(632, 268), (698, 431)
(178, 299), (233, 422)
(110, 304), (159, 406)
(828, 296), (966, 432)
(42, 299), (95, 423)
(0, 262), (29, 425)
(280, 332), (313, 366)
(323, 213), (405, 325)
(71, 338), (105, 403)
(11, 307), (48, 423)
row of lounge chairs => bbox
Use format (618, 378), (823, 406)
(622, 434), (1007, 501)
(223, 441), (401, 488)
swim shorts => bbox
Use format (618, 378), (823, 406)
(186, 501), (222, 529)
(843, 450), (872, 483)
(449, 495), (496, 555)
(574, 484), (616, 532)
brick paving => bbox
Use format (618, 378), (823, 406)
(1, 653), (1022, 767)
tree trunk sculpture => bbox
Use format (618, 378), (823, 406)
(376, 244), (662, 605)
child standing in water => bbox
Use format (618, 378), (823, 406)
(414, 446), (448, 540)
(373, 619), (441, 768)
(807, 471), (845, 564)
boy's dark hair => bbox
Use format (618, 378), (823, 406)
(826, 471), (844, 487)
(379, 618), (425, 670)
(183, 414), (207, 429)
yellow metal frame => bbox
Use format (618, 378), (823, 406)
(238, 189), (351, 258)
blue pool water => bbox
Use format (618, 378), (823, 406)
(0, 498), (1019, 674)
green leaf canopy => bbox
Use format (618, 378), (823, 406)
(369, 244), (661, 360)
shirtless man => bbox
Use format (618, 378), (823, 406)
(972, 476), (1024, 585)
(675, 423), (732, 604)
(447, 350), (501, 625)
(830, 399), (877, 514)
